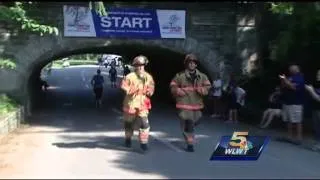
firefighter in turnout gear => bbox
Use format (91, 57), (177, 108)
(120, 55), (155, 152)
(170, 54), (211, 152)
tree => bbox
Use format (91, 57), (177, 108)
(267, 2), (320, 65)
(269, 2), (294, 15)
(0, 2), (59, 36)
(0, 1), (107, 37)
(0, 1), (107, 69)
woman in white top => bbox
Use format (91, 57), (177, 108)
(210, 75), (223, 118)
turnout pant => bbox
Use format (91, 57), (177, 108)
(123, 110), (150, 144)
(178, 110), (202, 145)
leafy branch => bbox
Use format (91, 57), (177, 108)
(0, 1), (108, 37)
(89, 1), (108, 16)
(0, 58), (16, 70)
(269, 2), (294, 15)
(0, 2), (59, 36)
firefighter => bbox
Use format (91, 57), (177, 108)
(120, 55), (155, 152)
(170, 54), (211, 152)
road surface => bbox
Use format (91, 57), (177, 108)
(0, 65), (320, 179)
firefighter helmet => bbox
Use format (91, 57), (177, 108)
(184, 54), (199, 65)
(132, 55), (149, 66)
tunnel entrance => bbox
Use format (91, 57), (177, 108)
(28, 44), (212, 114)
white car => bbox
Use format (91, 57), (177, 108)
(62, 61), (70, 67)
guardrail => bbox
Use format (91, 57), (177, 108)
(0, 106), (25, 136)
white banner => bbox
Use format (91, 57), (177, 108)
(63, 6), (96, 37)
(156, 10), (186, 39)
(63, 5), (186, 39)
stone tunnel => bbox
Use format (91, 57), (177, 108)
(0, 2), (259, 116)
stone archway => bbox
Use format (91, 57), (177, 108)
(15, 34), (226, 85)
(1, 34), (229, 115)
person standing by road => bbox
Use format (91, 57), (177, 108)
(123, 65), (131, 77)
(109, 65), (117, 88)
(280, 64), (305, 144)
(91, 69), (105, 108)
(305, 69), (320, 150)
(210, 73), (223, 118)
(120, 55), (155, 152)
(170, 54), (211, 152)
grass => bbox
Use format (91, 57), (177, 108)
(44, 59), (98, 70)
(0, 94), (18, 117)
(53, 59), (97, 67)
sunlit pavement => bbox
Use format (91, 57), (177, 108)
(0, 65), (320, 179)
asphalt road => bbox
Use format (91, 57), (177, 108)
(0, 65), (320, 179)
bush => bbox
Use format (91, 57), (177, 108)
(69, 60), (97, 66)
(52, 59), (97, 67)
(0, 94), (18, 116)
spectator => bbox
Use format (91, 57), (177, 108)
(210, 73), (223, 118)
(225, 79), (246, 123)
(305, 69), (320, 150)
(109, 65), (117, 88)
(91, 69), (105, 108)
(280, 64), (305, 144)
(259, 86), (282, 128)
(123, 65), (131, 77)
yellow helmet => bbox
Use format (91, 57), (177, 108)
(132, 55), (149, 66)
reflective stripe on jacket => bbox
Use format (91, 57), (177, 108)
(170, 69), (211, 111)
(121, 71), (155, 114)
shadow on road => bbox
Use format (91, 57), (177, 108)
(24, 66), (320, 178)
(52, 136), (144, 154)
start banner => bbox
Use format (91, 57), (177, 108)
(63, 5), (186, 39)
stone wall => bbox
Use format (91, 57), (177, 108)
(0, 2), (259, 116)
(0, 107), (25, 138)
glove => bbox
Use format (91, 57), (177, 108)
(176, 88), (186, 96)
(196, 87), (207, 95)
(128, 86), (139, 95)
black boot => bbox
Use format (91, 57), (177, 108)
(140, 143), (148, 151)
(187, 144), (194, 152)
(125, 138), (131, 148)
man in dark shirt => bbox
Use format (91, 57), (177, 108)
(91, 69), (105, 108)
(305, 69), (320, 150)
(280, 64), (305, 143)
(109, 66), (117, 88)
(123, 65), (131, 77)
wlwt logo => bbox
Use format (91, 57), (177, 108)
(210, 132), (270, 161)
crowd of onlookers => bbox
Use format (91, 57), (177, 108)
(208, 64), (320, 150)
(207, 73), (246, 124)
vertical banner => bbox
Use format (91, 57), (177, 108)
(63, 5), (186, 39)
(156, 10), (186, 39)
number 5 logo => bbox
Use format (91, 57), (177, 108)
(229, 132), (248, 147)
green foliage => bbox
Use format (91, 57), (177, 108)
(0, 1), (108, 37)
(269, 2), (294, 15)
(0, 2), (59, 36)
(0, 58), (16, 70)
(89, 1), (107, 16)
(0, 94), (18, 116)
(267, 2), (320, 64)
(51, 59), (97, 68)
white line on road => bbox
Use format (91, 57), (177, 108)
(112, 108), (122, 115)
(63, 102), (72, 107)
(81, 70), (86, 82)
(149, 132), (183, 153)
